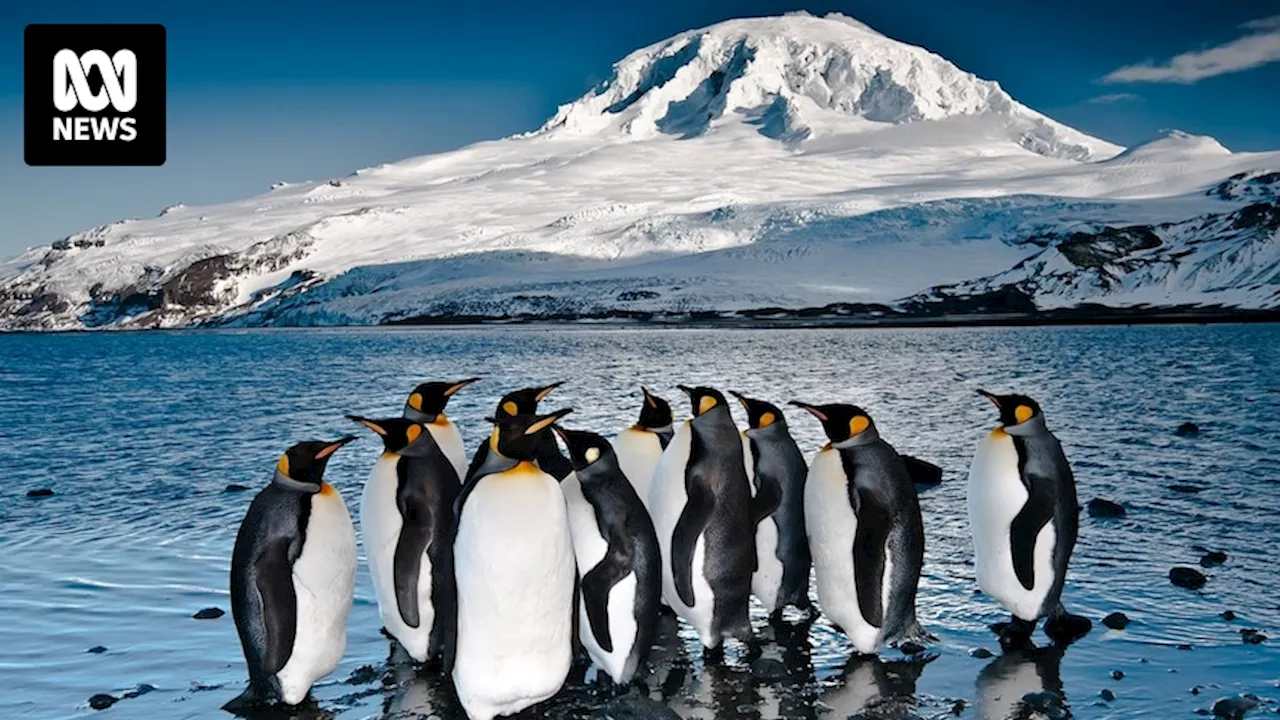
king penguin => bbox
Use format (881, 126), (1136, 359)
(613, 387), (675, 515)
(401, 377), (480, 479)
(347, 413), (460, 666)
(791, 401), (927, 655)
(461, 381), (572, 483)
(967, 389), (1092, 650)
(554, 425), (661, 685)
(650, 385), (755, 653)
(226, 437), (359, 712)
(452, 408), (578, 720)
(730, 391), (814, 623)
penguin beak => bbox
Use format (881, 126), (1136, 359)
(788, 401), (827, 422)
(641, 386), (658, 408)
(445, 377), (482, 396)
(551, 424), (570, 444)
(346, 415), (387, 436)
(525, 408), (573, 436)
(535, 381), (565, 402)
(976, 389), (1002, 408)
(316, 435), (358, 459)
(676, 385), (694, 396)
(728, 390), (750, 409)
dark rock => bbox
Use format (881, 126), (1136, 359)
(899, 640), (927, 655)
(224, 484), (251, 493)
(1178, 643), (1194, 651)
(1200, 551), (1228, 567)
(87, 646), (107, 654)
(591, 690), (681, 720)
(1176, 422), (1201, 437)
(902, 455), (943, 485)
(1102, 612), (1131, 630)
(1240, 629), (1267, 645)
(1221, 610), (1237, 621)
(346, 665), (378, 685)
(1020, 691), (1069, 719)
(122, 684), (155, 699)
(969, 647), (995, 659)
(88, 694), (118, 710)
(1212, 695), (1260, 719)
(1193, 686), (1203, 695)
(1170, 567), (1208, 589)
(192, 607), (224, 620)
(1112, 670), (1125, 680)
(1100, 689), (1116, 702)
(26, 488), (55, 498)
(951, 699), (967, 715)
(1088, 498), (1127, 518)
(1168, 484), (1205, 493)
(749, 657), (787, 682)
(1044, 611), (1093, 646)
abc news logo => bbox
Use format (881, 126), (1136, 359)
(25, 24), (166, 166)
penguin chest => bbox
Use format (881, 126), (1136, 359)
(427, 421), (467, 481)
(359, 457), (436, 661)
(452, 466), (575, 719)
(804, 450), (885, 654)
(614, 429), (663, 514)
(967, 431), (1057, 620)
(276, 485), (357, 704)
(752, 514), (784, 613)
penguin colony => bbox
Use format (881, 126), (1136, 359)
(227, 380), (1093, 719)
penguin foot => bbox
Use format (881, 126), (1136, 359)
(991, 617), (1037, 653)
(702, 644), (726, 666)
(1044, 612), (1093, 647)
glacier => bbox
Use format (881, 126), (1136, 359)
(1, 13), (1277, 331)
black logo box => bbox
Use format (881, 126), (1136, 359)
(24, 23), (166, 167)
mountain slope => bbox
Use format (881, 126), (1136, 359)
(1, 13), (1277, 331)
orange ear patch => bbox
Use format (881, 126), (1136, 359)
(848, 415), (870, 436)
(698, 396), (717, 415)
(758, 411), (776, 429)
(406, 424), (422, 444)
(277, 454), (290, 477)
(407, 392), (424, 411)
(501, 401), (519, 417)
(1014, 405), (1034, 424)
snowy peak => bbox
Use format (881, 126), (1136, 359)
(1108, 129), (1232, 164)
(537, 12), (1119, 161)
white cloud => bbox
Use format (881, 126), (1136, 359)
(1086, 92), (1141, 104)
(1102, 14), (1280, 84)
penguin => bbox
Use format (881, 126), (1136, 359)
(613, 386), (675, 514)
(649, 385), (755, 652)
(790, 401), (927, 655)
(554, 425), (661, 685)
(225, 437), (359, 713)
(401, 377), (480, 479)
(461, 381), (571, 483)
(730, 391), (813, 623)
(967, 389), (1092, 650)
(347, 414), (459, 665)
(451, 408), (577, 720)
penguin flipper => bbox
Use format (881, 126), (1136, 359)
(1009, 472), (1055, 591)
(850, 486), (891, 629)
(582, 547), (633, 654)
(254, 538), (299, 676)
(393, 453), (451, 629)
(672, 484), (713, 608)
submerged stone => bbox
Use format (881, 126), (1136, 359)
(1087, 498), (1126, 518)
(1240, 629), (1267, 645)
(1102, 612), (1131, 630)
(87, 645), (107, 654)
(969, 647), (994, 659)
(1112, 670), (1125, 680)
(1200, 551), (1228, 567)
(26, 488), (54, 498)
(88, 694), (117, 710)
(1221, 610), (1237, 621)
(1168, 484), (1205, 493)
(1212, 695), (1259, 719)
(1170, 567), (1207, 589)
(193, 607), (225, 620)
(224, 484), (251, 492)
(1176, 422), (1201, 437)
(1100, 689), (1116, 702)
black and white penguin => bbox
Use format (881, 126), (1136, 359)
(554, 425), (662, 685)
(461, 381), (571, 483)
(791, 401), (927, 655)
(968, 389), (1092, 649)
(613, 387), (675, 515)
(650, 385), (755, 651)
(226, 437), (359, 712)
(730, 391), (813, 622)
(451, 408), (578, 720)
(347, 414), (459, 665)
(401, 377), (480, 479)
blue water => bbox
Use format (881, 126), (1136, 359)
(1, 325), (1277, 719)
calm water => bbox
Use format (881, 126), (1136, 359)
(1, 325), (1277, 720)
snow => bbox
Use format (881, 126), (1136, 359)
(1, 14), (1277, 330)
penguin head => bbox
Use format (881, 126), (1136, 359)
(677, 385), (729, 419)
(346, 415), (436, 457)
(730, 391), (786, 431)
(486, 408), (573, 461)
(275, 436), (357, 486)
(552, 425), (616, 474)
(976, 389), (1043, 428)
(635, 387), (673, 430)
(789, 401), (878, 445)
(494, 381), (565, 420)
(403, 377), (481, 423)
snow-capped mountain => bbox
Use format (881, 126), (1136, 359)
(2, 13), (1277, 331)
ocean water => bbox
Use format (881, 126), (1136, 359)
(1, 324), (1277, 720)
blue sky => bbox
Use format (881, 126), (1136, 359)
(3, 0), (1279, 257)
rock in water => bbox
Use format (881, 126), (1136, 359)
(1087, 498), (1126, 518)
(1102, 612), (1130, 630)
(1020, 691), (1069, 719)
(88, 694), (118, 710)
(86, 646), (107, 654)
(192, 607), (224, 620)
(26, 488), (54, 498)
(901, 455), (943, 485)
(1240, 629), (1267, 645)
(123, 684), (155, 699)
(1100, 689), (1116, 702)
(1220, 610), (1237, 621)
(1170, 567), (1207, 589)
(1200, 551), (1228, 567)
(224, 484), (251, 492)
(969, 647), (994, 659)
(597, 689), (682, 720)
(1212, 695), (1259, 719)
(1175, 422), (1200, 437)
(1167, 484), (1204, 493)
(1111, 670), (1125, 680)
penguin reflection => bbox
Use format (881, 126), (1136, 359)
(751, 619), (818, 720)
(817, 653), (934, 719)
(975, 646), (1065, 720)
